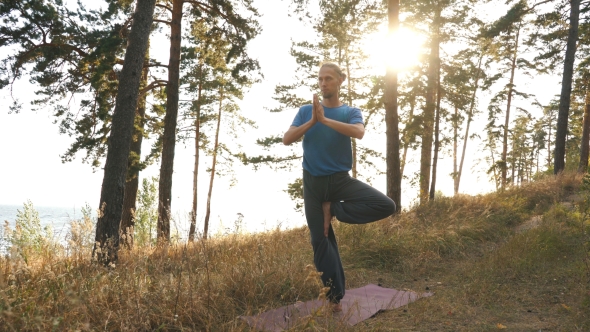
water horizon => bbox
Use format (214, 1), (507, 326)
(0, 203), (92, 234)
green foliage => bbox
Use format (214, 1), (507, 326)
(134, 177), (158, 246)
(5, 200), (55, 262)
(179, 5), (261, 171)
(484, 0), (528, 38)
(285, 177), (304, 213)
(530, 0), (590, 73)
(481, 0), (560, 188)
(0, 0), (133, 168)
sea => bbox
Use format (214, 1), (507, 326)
(0, 204), (90, 242)
(0, 203), (294, 251)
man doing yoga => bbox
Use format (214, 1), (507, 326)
(282, 62), (397, 312)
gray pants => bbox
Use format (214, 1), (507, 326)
(303, 170), (396, 303)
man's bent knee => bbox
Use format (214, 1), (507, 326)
(382, 197), (396, 217)
(388, 199), (397, 214)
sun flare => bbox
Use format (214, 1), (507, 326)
(364, 26), (425, 73)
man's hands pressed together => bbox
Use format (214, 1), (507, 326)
(282, 94), (365, 146)
(313, 93), (365, 140)
(312, 93), (325, 124)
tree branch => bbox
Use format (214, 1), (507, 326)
(184, 1), (231, 21)
(13, 42), (88, 76)
(153, 19), (171, 25)
(114, 58), (169, 69)
(156, 3), (173, 13)
(140, 80), (168, 95)
(525, 0), (556, 13)
(146, 63), (169, 69)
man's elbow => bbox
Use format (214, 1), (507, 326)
(356, 129), (365, 140)
(282, 136), (291, 145)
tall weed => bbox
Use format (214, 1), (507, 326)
(66, 203), (95, 257)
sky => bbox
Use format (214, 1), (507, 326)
(0, 0), (563, 236)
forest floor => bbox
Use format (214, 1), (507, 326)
(1, 173), (589, 331)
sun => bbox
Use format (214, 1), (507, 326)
(363, 25), (425, 73)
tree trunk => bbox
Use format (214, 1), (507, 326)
(189, 65), (203, 242)
(203, 85), (224, 239)
(93, 0), (156, 264)
(501, 24), (521, 189)
(489, 139), (499, 191)
(536, 145), (539, 174)
(420, 8), (440, 204)
(512, 149), (522, 186)
(547, 113), (553, 169)
(453, 106), (458, 194)
(456, 53), (483, 194)
(120, 50), (150, 249)
(400, 96), (415, 179)
(511, 139), (516, 186)
(555, 0), (580, 174)
(385, 0), (401, 212)
(579, 84), (590, 173)
(518, 151), (526, 186)
(429, 62), (442, 200)
(157, 0), (183, 243)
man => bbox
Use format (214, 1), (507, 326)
(283, 62), (397, 312)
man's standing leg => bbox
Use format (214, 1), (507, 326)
(303, 170), (346, 304)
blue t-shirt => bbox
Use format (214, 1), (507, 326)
(291, 104), (364, 176)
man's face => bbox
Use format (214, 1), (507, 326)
(318, 66), (343, 99)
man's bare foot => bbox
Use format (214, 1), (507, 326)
(322, 201), (331, 237)
(331, 302), (342, 313)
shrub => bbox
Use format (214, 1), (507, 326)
(4, 200), (56, 262)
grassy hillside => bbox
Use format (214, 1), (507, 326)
(1, 173), (589, 331)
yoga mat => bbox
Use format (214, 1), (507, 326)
(240, 284), (432, 331)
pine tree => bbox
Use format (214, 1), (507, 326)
(0, 1), (170, 250)
(447, 28), (495, 194)
(120, 48), (151, 249)
(94, 0), (156, 264)
(510, 111), (534, 185)
(577, 63), (590, 173)
(404, 0), (477, 203)
(0, 0), (139, 166)
(554, 0), (580, 173)
(178, 15), (259, 240)
(384, 0), (401, 212)
(419, 6), (440, 203)
(542, 99), (559, 170)
(485, 0), (544, 188)
(152, 0), (260, 243)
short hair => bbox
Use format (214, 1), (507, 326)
(320, 62), (347, 81)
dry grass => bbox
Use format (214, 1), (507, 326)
(1, 172), (589, 331)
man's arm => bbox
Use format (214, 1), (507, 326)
(283, 104), (317, 145)
(314, 94), (365, 139)
(320, 120), (365, 139)
(283, 121), (313, 145)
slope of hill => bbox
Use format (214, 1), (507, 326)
(0, 173), (589, 331)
